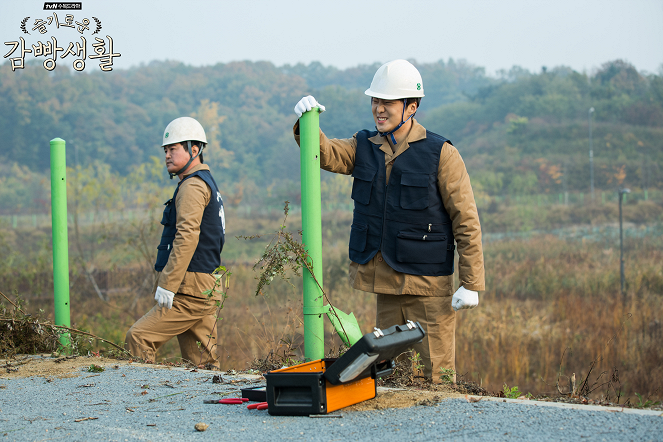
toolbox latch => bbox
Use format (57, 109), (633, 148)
(373, 327), (384, 338)
(395, 320), (418, 332)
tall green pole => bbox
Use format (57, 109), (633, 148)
(300, 109), (325, 361)
(50, 138), (71, 348)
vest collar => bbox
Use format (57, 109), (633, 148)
(368, 118), (427, 158)
(181, 163), (210, 180)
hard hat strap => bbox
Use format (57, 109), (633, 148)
(378, 99), (415, 145)
(169, 141), (206, 179)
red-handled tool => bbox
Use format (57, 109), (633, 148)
(247, 401), (269, 410)
(204, 398), (250, 404)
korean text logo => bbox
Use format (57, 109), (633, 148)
(4, 12), (121, 72)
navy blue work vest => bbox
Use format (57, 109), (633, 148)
(349, 130), (455, 276)
(154, 170), (225, 273)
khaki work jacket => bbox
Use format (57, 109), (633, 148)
(294, 119), (485, 297)
(157, 163), (221, 300)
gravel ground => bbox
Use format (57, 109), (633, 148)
(1, 362), (661, 442)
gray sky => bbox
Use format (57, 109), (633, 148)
(2, 0), (662, 75)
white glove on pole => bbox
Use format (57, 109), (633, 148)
(155, 286), (174, 309)
(294, 95), (326, 118)
(452, 286), (479, 311)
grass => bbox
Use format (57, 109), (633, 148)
(458, 233), (663, 401)
(1, 204), (662, 405)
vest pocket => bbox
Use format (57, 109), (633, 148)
(155, 242), (172, 269)
(349, 223), (368, 252)
(396, 232), (447, 263)
(161, 199), (173, 225)
(400, 173), (430, 210)
(351, 166), (376, 206)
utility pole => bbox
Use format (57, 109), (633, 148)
(589, 107), (595, 201)
(618, 188), (630, 303)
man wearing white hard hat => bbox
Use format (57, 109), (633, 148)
(293, 60), (484, 382)
(125, 116), (226, 368)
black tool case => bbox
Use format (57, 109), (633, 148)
(264, 320), (425, 415)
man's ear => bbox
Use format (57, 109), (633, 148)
(191, 143), (199, 156)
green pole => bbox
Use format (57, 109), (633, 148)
(50, 138), (71, 348)
(300, 109), (325, 361)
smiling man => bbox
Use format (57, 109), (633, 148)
(293, 60), (484, 383)
(125, 116), (225, 368)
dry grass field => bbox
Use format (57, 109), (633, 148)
(1, 206), (661, 404)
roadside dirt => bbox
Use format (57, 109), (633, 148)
(0, 355), (138, 380)
(346, 389), (463, 411)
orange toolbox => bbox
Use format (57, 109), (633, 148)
(264, 321), (425, 415)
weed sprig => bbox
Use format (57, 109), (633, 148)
(194, 265), (232, 369)
(238, 201), (354, 345)
(238, 201), (307, 296)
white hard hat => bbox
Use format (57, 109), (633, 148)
(162, 117), (207, 147)
(365, 60), (425, 100)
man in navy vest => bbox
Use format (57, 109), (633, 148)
(125, 117), (225, 368)
(293, 60), (485, 383)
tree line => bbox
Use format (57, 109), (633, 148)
(0, 58), (661, 214)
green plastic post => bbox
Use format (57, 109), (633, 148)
(50, 138), (71, 348)
(300, 109), (325, 361)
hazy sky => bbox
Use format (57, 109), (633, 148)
(2, 0), (662, 75)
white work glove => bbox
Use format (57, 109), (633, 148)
(452, 286), (479, 311)
(294, 95), (326, 118)
(154, 286), (174, 309)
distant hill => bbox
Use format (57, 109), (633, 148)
(0, 58), (661, 210)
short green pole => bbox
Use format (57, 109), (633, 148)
(300, 109), (325, 361)
(50, 138), (71, 348)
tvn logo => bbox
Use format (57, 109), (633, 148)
(44, 2), (82, 9)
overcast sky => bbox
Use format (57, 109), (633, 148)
(2, 0), (662, 76)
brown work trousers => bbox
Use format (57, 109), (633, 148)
(376, 294), (456, 383)
(125, 293), (219, 368)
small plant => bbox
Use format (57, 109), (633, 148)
(87, 364), (104, 373)
(503, 383), (523, 399)
(409, 351), (424, 377)
(195, 265), (232, 368)
(634, 392), (660, 409)
(439, 367), (456, 384)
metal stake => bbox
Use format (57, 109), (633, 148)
(50, 138), (71, 348)
(299, 109), (325, 361)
